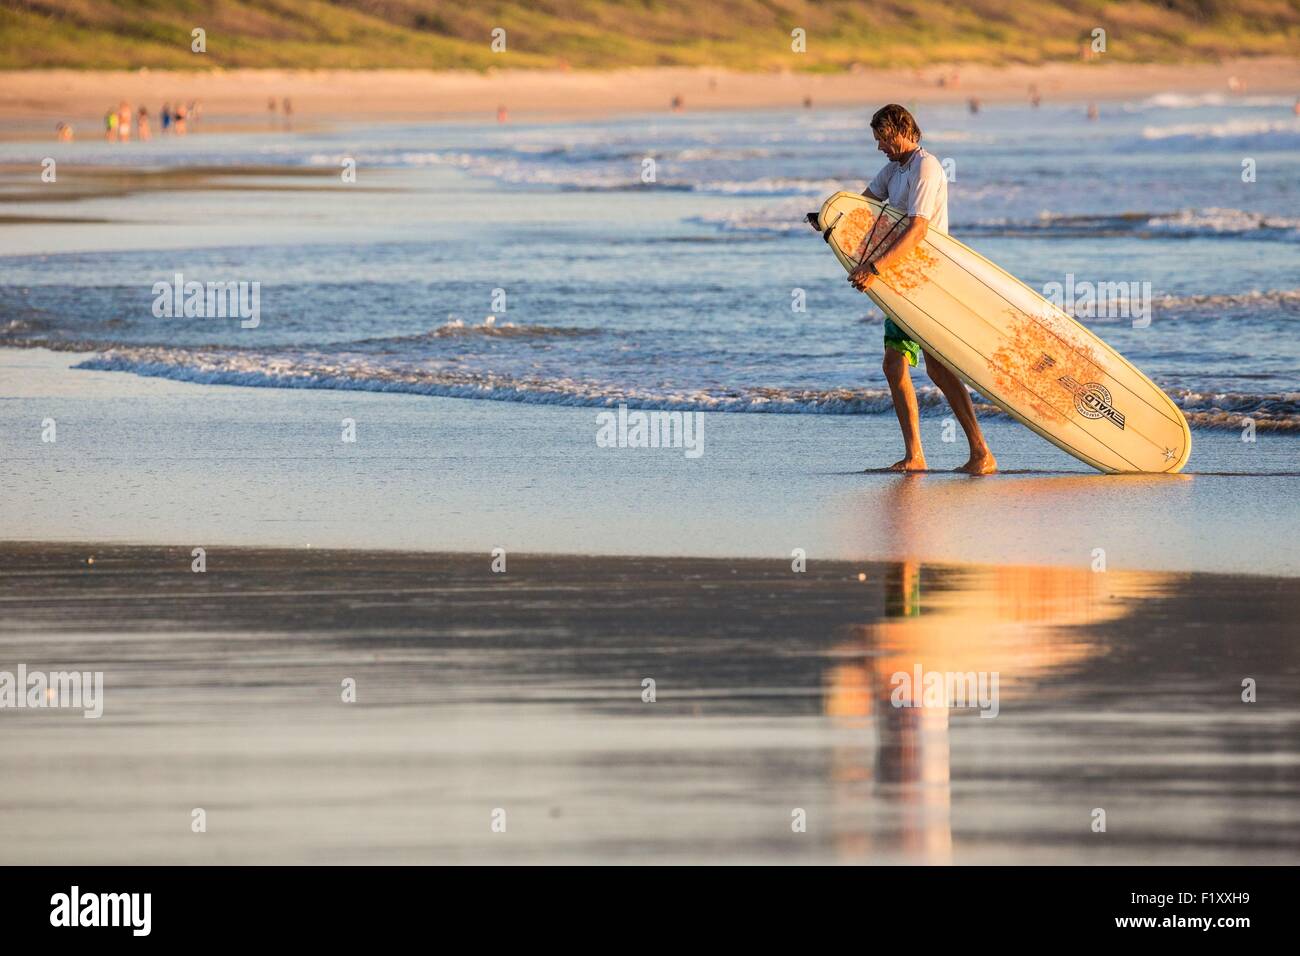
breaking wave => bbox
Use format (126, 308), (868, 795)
(352, 316), (602, 344)
(961, 208), (1300, 241)
(64, 345), (1300, 430)
(1138, 117), (1300, 149)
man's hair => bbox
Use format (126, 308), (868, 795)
(870, 104), (921, 142)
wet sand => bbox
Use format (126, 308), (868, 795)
(0, 540), (1296, 864)
(0, 163), (383, 214)
(4, 348), (1299, 575)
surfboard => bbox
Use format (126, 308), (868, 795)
(817, 191), (1191, 474)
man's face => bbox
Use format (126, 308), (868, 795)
(873, 127), (915, 162)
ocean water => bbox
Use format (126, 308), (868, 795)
(2, 95), (1298, 433)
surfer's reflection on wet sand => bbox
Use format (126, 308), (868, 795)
(825, 561), (953, 862)
(823, 558), (1134, 862)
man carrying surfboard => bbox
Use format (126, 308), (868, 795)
(818, 104), (997, 475)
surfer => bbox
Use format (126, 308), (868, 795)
(841, 104), (996, 475)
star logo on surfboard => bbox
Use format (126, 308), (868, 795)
(1162, 447), (1176, 461)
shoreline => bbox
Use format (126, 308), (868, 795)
(0, 537), (1291, 583)
(2, 59), (1298, 135)
(3, 349), (1299, 577)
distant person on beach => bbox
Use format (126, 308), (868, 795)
(497, 104), (508, 123)
(55, 122), (74, 142)
(282, 97), (293, 129)
(117, 101), (132, 142)
(161, 102), (172, 133)
(967, 97), (980, 114)
(104, 107), (118, 141)
(808, 104), (996, 474)
(1086, 102), (1099, 121)
(137, 107), (151, 141)
(1029, 84), (1041, 108)
(174, 101), (187, 135)
(671, 94), (684, 112)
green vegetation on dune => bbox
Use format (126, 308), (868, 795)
(3, 0), (1298, 70)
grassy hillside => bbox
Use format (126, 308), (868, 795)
(4, 0), (1299, 70)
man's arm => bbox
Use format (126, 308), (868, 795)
(872, 153), (941, 271)
(870, 215), (928, 272)
(862, 187), (883, 201)
(848, 215), (928, 290)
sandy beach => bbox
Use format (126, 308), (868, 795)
(3, 59), (1299, 135)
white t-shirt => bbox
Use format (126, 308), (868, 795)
(867, 146), (948, 234)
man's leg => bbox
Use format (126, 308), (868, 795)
(921, 350), (997, 474)
(882, 348), (926, 470)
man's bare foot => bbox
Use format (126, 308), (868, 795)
(955, 450), (997, 475)
(887, 455), (928, 472)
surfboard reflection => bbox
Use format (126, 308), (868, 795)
(822, 557), (1172, 863)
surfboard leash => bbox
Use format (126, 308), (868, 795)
(859, 204), (908, 266)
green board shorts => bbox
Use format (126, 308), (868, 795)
(883, 317), (920, 367)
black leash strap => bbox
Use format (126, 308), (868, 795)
(859, 203), (907, 267)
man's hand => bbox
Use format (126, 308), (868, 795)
(848, 262), (877, 292)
